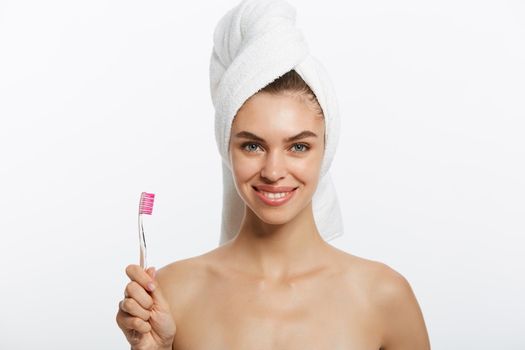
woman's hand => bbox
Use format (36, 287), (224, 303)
(116, 264), (176, 350)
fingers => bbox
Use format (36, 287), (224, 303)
(146, 266), (156, 279)
(126, 264), (156, 293)
(117, 265), (156, 338)
(119, 297), (150, 321)
(117, 264), (175, 348)
(146, 269), (170, 309)
(124, 281), (154, 310)
(116, 309), (152, 335)
(127, 265), (169, 309)
(127, 329), (144, 346)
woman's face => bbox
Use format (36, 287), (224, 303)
(229, 91), (325, 225)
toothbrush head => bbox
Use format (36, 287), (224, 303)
(139, 192), (155, 215)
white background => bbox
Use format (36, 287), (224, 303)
(1, 0), (524, 349)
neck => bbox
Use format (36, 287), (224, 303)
(230, 201), (330, 281)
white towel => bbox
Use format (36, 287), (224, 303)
(209, 0), (344, 245)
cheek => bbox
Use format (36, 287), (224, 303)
(231, 152), (259, 180)
(290, 154), (322, 179)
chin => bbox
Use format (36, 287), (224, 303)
(254, 210), (295, 225)
(244, 198), (303, 225)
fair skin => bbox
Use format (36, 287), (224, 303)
(117, 91), (431, 350)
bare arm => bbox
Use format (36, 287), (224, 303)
(375, 265), (431, 350)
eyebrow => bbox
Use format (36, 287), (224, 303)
(234, 130), (318, 143)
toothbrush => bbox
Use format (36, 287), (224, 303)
(138, 192), (155, 270)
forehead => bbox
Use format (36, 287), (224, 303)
(232, 92), (324, 134)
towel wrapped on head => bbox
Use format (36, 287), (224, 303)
(209, 0), (344, 245)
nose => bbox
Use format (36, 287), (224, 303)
(260, 150), (287, 182)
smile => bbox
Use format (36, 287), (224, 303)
(252, 187), (297, 206)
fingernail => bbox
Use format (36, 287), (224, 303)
(147, 281), (155, 292)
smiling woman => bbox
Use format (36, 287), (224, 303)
(116, 0), (431, 349)
(229, 76), (327, 224)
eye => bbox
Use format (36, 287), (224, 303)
(241, 142), (310, 153)
(241, 142), (262, 153)
(291, 143), (310, 153)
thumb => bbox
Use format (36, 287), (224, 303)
(146, 267), (170, 309)
(146, 266), (156, 279)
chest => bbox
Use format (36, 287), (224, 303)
(171, 276), (382, 350)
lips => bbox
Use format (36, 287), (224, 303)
(252, 185), (298, 206)
(252, 185), (298, 193)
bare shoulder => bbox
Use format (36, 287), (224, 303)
(154, 242), (233, 289)
(330, 247), (430, 349)
(328, 246), (406, 290)
(350, 255), (412, 303)
(358, 258), (417, 316)
(153, 253), (215, 319)
(157, 250), (217, 283)
(372, 263), (430, 349)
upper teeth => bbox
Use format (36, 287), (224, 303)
(260, 191), (290, 199)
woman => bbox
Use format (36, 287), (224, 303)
(116, 1), (431, 349)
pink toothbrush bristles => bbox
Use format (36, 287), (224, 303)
(139, 192), (155, 215)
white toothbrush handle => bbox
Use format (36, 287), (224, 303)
(138, 214), (147, 270)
